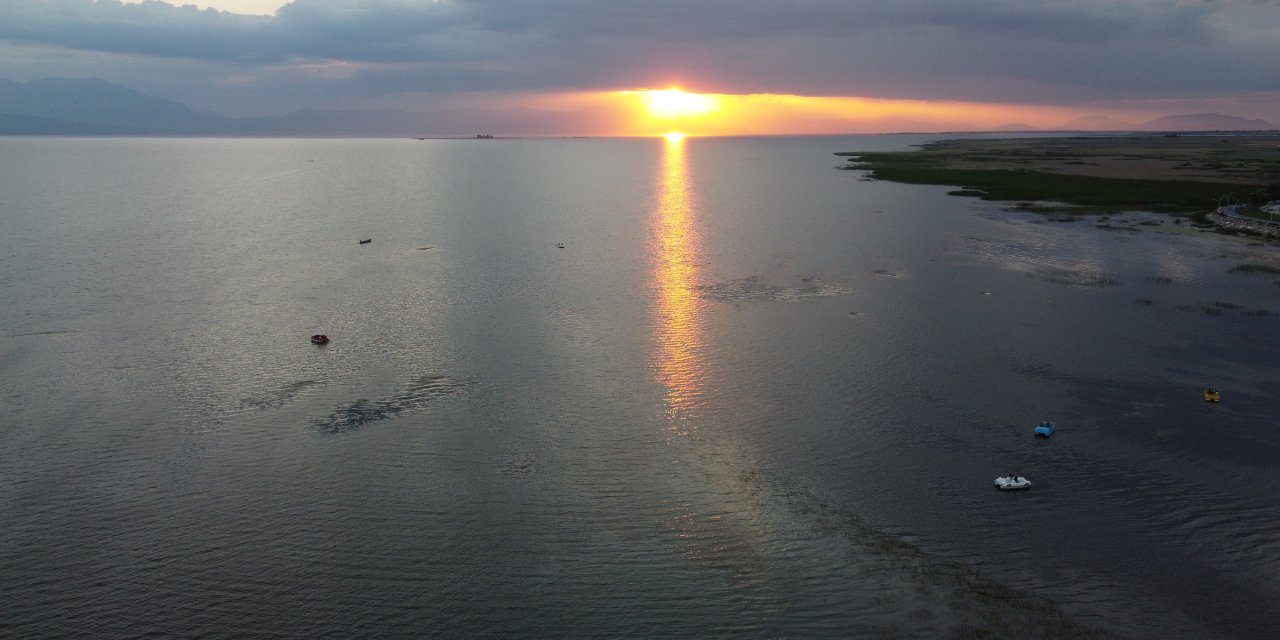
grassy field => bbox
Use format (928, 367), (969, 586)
(839, 135), (1280, 215)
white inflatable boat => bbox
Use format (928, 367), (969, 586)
(994, 475), (1032, 491)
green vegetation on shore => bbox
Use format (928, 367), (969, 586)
(845, 156), (1240, 213)
(838, 136), (1280, 216)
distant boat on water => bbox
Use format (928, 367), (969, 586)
(994, 475), (1031, 491)
(1034, 421), (1056, 438)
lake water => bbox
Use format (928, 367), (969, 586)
(2, 135), (1279, 639)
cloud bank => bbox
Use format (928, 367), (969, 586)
(0, 0), (1278, 120)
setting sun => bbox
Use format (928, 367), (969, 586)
(643, 89), (720, 118)
(664, 131), (687, 141)
(604, 88), (729, 136)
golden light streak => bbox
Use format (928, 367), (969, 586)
(571, 89), (1139, 136)
(650, 134), (707, 434)
(449, 88), (1218, 136)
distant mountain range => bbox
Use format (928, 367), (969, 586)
(0, 77), (610, 137)
(1056, 115), (1136, 131)
(1052, 113), (1277, 132)
(1, 77), (1276, 136)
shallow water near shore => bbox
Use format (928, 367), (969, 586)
(2, 135), (1279, 639)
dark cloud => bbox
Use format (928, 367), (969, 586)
(1, 1), (270, 61)
(0, 0), (1276, 112)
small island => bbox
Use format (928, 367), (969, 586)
(838, 135), (1280, 229)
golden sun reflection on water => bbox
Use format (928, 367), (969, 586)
(650, 136), (769, 571)
(650, 134), (707, 434)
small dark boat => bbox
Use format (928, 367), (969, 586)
(359, 239), (371, 244)
(310, 334), (330, 345)
(994, 475), (1032, 491)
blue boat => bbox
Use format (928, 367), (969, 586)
(1034, 421), (1055, 438)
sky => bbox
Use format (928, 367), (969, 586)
(1, 0), (1279, 135)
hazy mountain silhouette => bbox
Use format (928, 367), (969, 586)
(1057, 115), (1136, 131)
(1055, 113), (1276, 132)
(0, 78), (221, 134)
(0, 77), (616, 136)
(1134, 113), (1276, 132)
(0, 112), (143, 135)
(992, 123), (1038, 131)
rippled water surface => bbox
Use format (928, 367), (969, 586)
(2, 136), (1279, 639)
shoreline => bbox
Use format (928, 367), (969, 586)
(838, 135), (1280, 227)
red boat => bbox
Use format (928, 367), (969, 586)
(310, 334), (330, 345)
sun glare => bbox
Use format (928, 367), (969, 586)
(643, 89), (720, 118)
(609, 88), (724, 136)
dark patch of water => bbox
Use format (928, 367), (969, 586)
(311, 375), (474, 435)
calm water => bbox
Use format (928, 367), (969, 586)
(2, 135), (1279, 639)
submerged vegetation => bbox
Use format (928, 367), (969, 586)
(1172, 301), (1277, 317)
(839, 135), (1280, 216)
(1025, 267), (1120, 287)
(785, 489), (1112, 639)
(1228, 263), (1280, 275)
